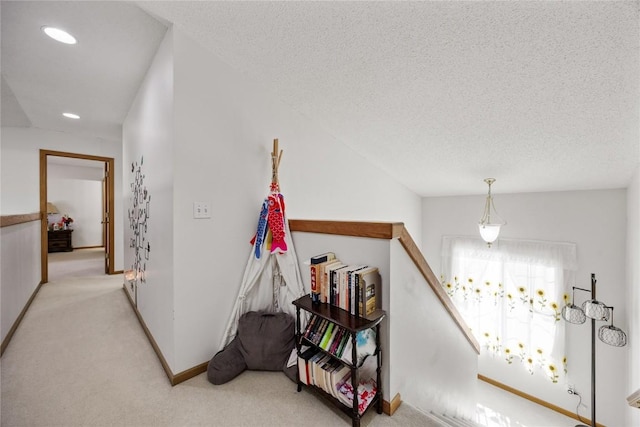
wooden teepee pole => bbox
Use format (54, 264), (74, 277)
(271, 138), (283, 186)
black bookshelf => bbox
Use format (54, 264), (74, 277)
(293, 294), (385, 427)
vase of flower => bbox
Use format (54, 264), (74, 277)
(62, 215), (74, 230)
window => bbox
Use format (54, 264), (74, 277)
(441, 236), (577, 383)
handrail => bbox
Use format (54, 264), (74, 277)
(289, 219), (404, 239)
(1, 212), (42, 228)
(289, 219), (481, 354)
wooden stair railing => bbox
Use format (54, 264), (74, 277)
(289, 219), (480, 354)
(1, 212), (42, 228)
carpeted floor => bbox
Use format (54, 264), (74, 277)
(1, 249), (440, 427)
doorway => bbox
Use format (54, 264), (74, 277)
(40, 149), (115, 283)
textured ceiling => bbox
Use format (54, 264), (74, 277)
(2, 1), (639, 196)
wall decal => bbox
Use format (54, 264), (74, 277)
(128, 156), (150, 288)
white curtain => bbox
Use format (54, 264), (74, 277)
(441, 236), (577, 383)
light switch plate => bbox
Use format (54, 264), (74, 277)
(193, 202), (211, 219)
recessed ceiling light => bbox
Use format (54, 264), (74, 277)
(63, 113), (80, 119)
(42, 26), (77, 45)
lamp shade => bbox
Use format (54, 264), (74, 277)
(47, 202), (59, 214)
(599, 325), (627, 347)
(582, 300), (610, 321)
(562, 303), (586, 324)
(478, 224), (501, 244)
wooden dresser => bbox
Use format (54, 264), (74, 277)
(48, 230), (73, 252)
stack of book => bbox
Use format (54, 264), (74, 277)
(297, 345), (351, 398)
(301, 314), (377, 365)
(309, 252), (381, 318)
(297, 344), (378, 412)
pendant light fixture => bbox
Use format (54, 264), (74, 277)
(478, 178), (506, 247)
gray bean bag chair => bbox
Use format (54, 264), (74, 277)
(207, 311), (296, 385)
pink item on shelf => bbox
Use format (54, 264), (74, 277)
(337, 378), (377, 415)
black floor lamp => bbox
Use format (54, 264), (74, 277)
(561, 273), (627, 427)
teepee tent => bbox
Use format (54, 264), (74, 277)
(220, 139), (305, 350)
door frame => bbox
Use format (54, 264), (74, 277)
(40, 149), (116, 283)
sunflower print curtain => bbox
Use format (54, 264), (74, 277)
(441, 236), (577, 384)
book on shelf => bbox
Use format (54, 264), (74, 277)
(323, 359), (342, 398)
(307, 351), (325, 386)
(303, 315), (319, 340)
(328, 326), (345, 355)
(319, 257), (339, 304)
(316, 354), (333, 391)
(307, 317), (323, 345)
(330, 265), (350, 307)
(321, 260), (343, 304)
(339, 265), (366, 310)
(352, 266), (376, 316)
(329, 364), (351, 399)
(345, 265), (368, 313)
(310, 252), (336, 304)
(323, 322), (341, 351)
(326, 263), (341, 306)
(336, 356), (378, 413)
(319, 321), (335, 350)
(297, 346), (318, 386)
(316, 318), (331, 345)
(337, 378), (378, 415)
(336, 331), (350, 359)
(310, 252), (336, 264)
(356, 267), (381, 319)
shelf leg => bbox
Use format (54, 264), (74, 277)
(295, 305), (302, 392)
(376, 322), (383, 414)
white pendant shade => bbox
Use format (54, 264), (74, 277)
(478, 223), (501, 244)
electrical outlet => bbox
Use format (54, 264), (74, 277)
(567, 385), (578, 395)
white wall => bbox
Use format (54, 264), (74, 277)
(389, 239), (478, 419)
(422, 189), (628, 426)
(1, 221), (41, 343)
(129, 26), (422, 373)
(48, 168), (103, 248)
(122, 28), (175, 369)
(627, 167), (640, 427)
(0, 127), (124, 271)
